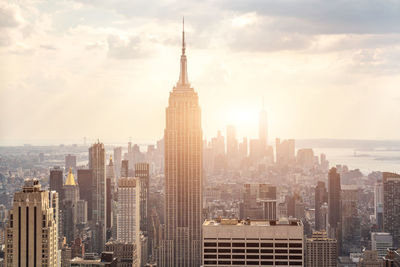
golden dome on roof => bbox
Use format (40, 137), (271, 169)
(65, 168), (77, 186)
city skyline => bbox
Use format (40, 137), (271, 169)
(1, 1), (400, 146)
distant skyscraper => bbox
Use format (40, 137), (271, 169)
(275, 138), (295, 165)
(341, 187), (360, 254)
(328, 167), (341, 241)
(241, 184), (276, 220)
(106, 156), (115, 237)
(65, 154), (77, 173)
(5, 179), (58, 267)
(306, 231), (337, 267)
(121, 160), (129, 178)
(315, 181), (328, 231)
(77, 169), (93, 221)
(382, 172), (400, 247)
(50, 166), (64, 200)
(259, 103), (268, 153)
(135, 162), (150, 233)
(113, 147), (122, 180)
(116, 177), (140, 243)
(374, 181), (384, 230)
(226, 125), (238, 158)
(88, 141), (106, 253)
(160, 20), (202, 267)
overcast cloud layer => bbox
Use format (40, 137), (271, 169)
(1, 0), (399, 145)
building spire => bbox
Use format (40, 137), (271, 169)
(178, 16), (189, 86)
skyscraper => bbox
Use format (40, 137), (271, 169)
(226, 125), (238, 159)
(63, 168), (80, 243)
(89, 141), (106, 253)
(258, 103), (268, 153)
(50, 166), (64, 200)
(135, 162), (150, 233)
(328, 167), (341, 241)
(315, 181), (328, 231)
(77, 169), (93, 221)
(5, 179), (59, 267)
(116, 177), (140, 243)
(106, 156), (115, 238)
(113, 147), (122, 180)
(306, 231), (337, 267)
(121, 160), (129, 178)
(65, 154), (77, 173)
(160, 20), (203, 267)
(382, 172), (400, 247)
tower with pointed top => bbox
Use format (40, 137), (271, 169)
(160, 19), (202, 267)
(63, 168), (80, 243)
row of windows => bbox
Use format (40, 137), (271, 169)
(204, 248), (303, 254)
(204, 242), (302, 248)
(203, 260), (303, 265)
(204, 254), (303, 260)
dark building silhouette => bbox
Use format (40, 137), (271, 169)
(77, 169), (93, 221)
(383, 172), (400, 247)
(50, 166), (64, 200)
(328, 167), (341, 241)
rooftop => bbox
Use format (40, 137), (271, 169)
(203, 218), (302, 227)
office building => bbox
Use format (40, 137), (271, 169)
(374, 181), (384, 230)
(135, 162), (150, 233)
(259, 104), (268, 154)
(121, 160), (129, 178)
(306, 231), (337, 267)
(382, 172), (400, 247)
(89, 141), (106, 253)
(159, 21), (203, 267)
(65, 154), (77, 173)
(202, 218), (304, 267)
(50, 166), (64, 200)
(106, 156), (115, 238)
(275, 138), (295, 166)
(63, 168), (80, 243)
(358, 250), (384, 267)
(341, 187), (361, 254)
(113, 147), (122, 180)
(77, 169), (93, 221)
(116, 177), (140, 243)
(328, 167), (341, 240)
(371, 232), (393, 258)
(5, 179), (58, 267)
(315, 181), (328, 231)
(226, 125), (238, 159)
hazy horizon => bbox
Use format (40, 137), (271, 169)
(1, 0), (400, 145)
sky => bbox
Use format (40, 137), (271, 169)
(1, 0), (400, 146)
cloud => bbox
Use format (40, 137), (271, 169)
(0, 2), (23, 28)
(107, 34), (150, 59)
(222, 0), (400, 34)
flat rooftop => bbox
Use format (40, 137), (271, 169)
(203, 218), (302, 227)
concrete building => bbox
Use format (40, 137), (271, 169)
(113, 147), (122, 181)
(306, 231), (337, 267)
(5, 179), (58, 267)
(374, 181), (384, 230)
(104, 241), (138, 267)
(135, 162), (150, 233)
(382, 172), (400, 247)
(275, 138), (295, 166)
(371, 232), (393, 258)
(159, 20), (202, 267)
(202, 218), (304, 267)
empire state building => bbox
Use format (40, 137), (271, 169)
(160, 20), (203, 267)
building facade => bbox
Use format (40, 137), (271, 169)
(382, 172), (400, 247)
(306, 231), (337, 267)
(202, 218), (304, 267)
(160, 21), (203, 267)
(5, 179), (58, 267)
